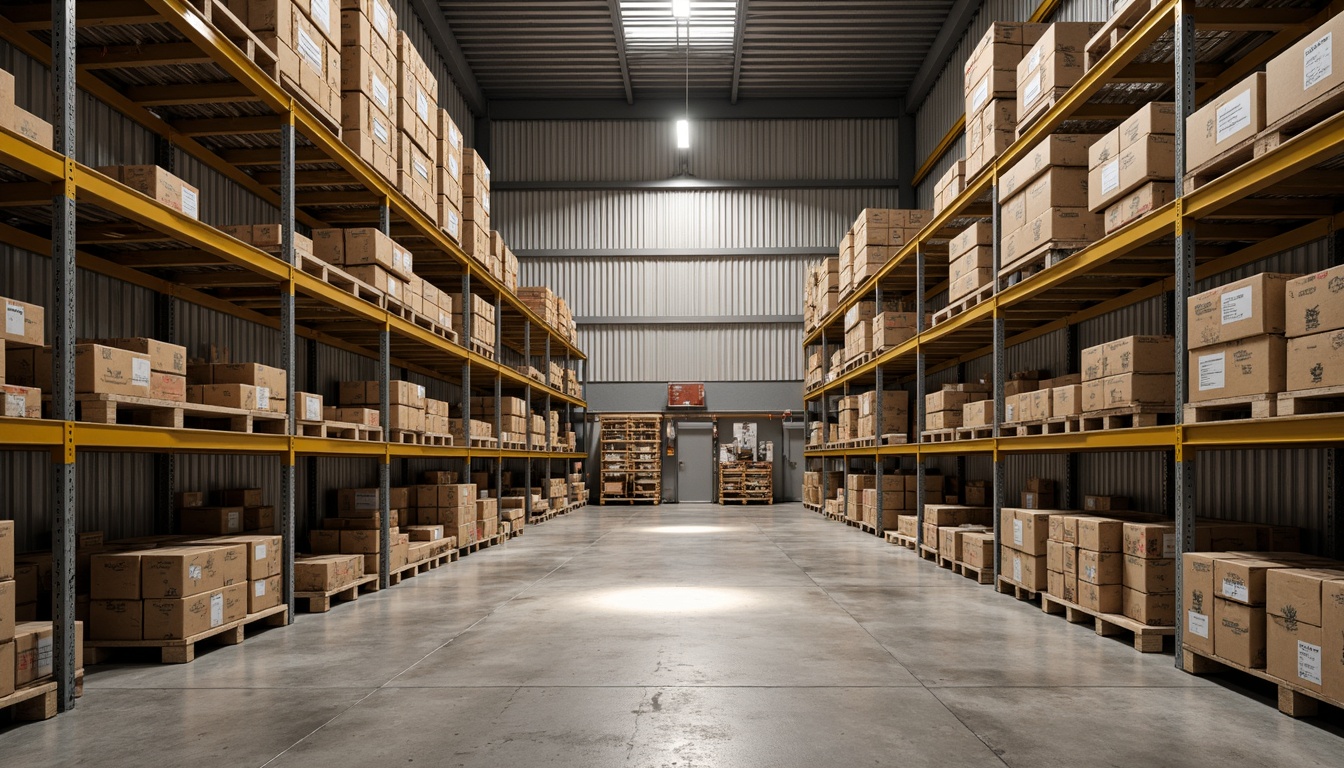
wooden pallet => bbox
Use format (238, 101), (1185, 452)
(953, 560), (995, 585)
(295, 574), (381, 613)
(1182, 646), (1344, 718)
(85, 605), (288, 664)
(1183, 393), (1278, 423)
(1277, 384), (1344, 416)
(388, 429), (424, 444)
(954, 425), (995, 441)
(1085, 0), (1163, 70)
(458, 532), (504, 555)
(420, 433), (454, 446)
(1079, 405), (1174, 431)
(1000, 242), (1084, 281)
(719, 496), (773, 504)
(297, 253), (384, 308)
(1181, 131), (1260, 193)
(886, 530), (917, 550)
(1005, 420), (1047, 437)
(1253, 78), (1344, 160)
(469, 436), (500, 448)
(918, 544), (939, 562)
(831, 436), (877, 448)
(803, 502), (823, 512)
(842, 518), (878, 535)
(0, 680), (59, 722)
(936, 553), (955, 570)
(297, 419), (383, 441)
(996, 575), (1040, 602)
(1041, 415), (1082, 434)
(881, 433), (910, 445)
(841, 352), (872, 373)
(920, 428), (958, 443)
(70, 393), (288, 433)
(1040, 592), (1173, 653)
(932, 281), (994, 326)
(468, 340), (496, 361)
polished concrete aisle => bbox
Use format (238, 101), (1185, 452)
(3, 504), (1343, 766)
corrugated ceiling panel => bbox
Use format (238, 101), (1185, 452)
(496, 188), (900, 250)
(518, 255), (806, 317)
(492, 120), (899, 182)
(391, 0), (476, 144)
(581, 323), (800, 382)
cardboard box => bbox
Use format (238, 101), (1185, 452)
(294, 554), (363, 592)
(1006, 548), (1048, 590)
(1077, 549), (1123, 585)
(1188, 273), (1294, 349)
(962, 399), (993, 428)
(13, 621), (52, 686)
(1103, 181), (1174, 234)
(1000, 132), (1099, 198)
(1123, 554), (1176, 594)
(1324, 578), (1344, 700)
(89, 599), (142, 641)
(143, 583), (248, 640)
(1216, 558), (1293, 606)
(1287, 329), (1344, 391)
(1100, 335), (1174, 377)
(141, 546), (226, 598)
(1123, 588), (1176, 626)
(1284, 264), (1344, 338)
(1007, 508), (1061, 556)
(949, 221), (994, 257)
(99, 165), (200, 219)
(212, 362), (287, 393)
(1077, 580), (1122, 613)
(1266, 13), (1344, 124)
(179, 507), (245, 536)
(189, 383), (257, 411)
(1, 296), (43, 347)
(1215, 597), (1267, 668)
(1082, 373), (1175, 411)
(66, 344), (151, 397)
(1190, 335), (1287, 402)
(1020, 167), (1089, 224)
(1183, 552), (1230, 654)
(1123, 522), (1176, 559)
(200, 535), (282, 579)
(1187, 72), (1265, 170)
(249, 574), (283, 613)
(100, 337), (186, 375)
(1076, 517), (1125, 553)
(1267, 568), (1344, 627)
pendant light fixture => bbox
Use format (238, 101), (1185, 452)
(675, 0), (691, 150)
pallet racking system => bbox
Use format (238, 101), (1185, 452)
(598, 414), (662, 504)
(718, 461), (773, 504)
(803, 0), (1344, 668)
(0, 0), (587, 711)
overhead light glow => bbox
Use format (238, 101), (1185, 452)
(644, 525), (738, 534)
(587, 587), (754, 614)
(676, 118), (690, 149)
(672, 0), (691, 18)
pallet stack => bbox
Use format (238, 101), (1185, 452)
(946, 222), (993, 311)
(922, 382), (991, 438)
(0, 294), (44, 418)
(1015, 23), (1102, 131)
(1186, 273), (1292, 416)
(461, 149), (491, 265)
(339, 0), (398, 182)
(718, 462), (772, 504)
(599, 415), (662, 504)
(932, 159), (964, 216)
(339, 379), (427, 441)
(395, 32), (438, 220)
(803, 259), (840, 334)
(1284, 265), (1344, 409)
(235, 0), (342, 128)
(999, 135), (1100, 276)
(436, 108), (464, 242)
(311, 487), (411, 574)
(454, 293), (497, 356)
(1088, 104), (1176, 233)
(1080, 335), (1174, 422)
(964, 22), (1046, 179)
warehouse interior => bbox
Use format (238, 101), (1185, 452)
(2, 0), (1344, 763)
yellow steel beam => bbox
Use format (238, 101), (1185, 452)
(1183, 414), (1344, 449)
(1000, 426), (1176, 453)
(0, 417), (66, 448)
(910, 115), (965, 188)
(74, 423), (290, 453)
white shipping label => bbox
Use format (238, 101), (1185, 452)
(1188, 610), (1210, 638)
(1027, 46), (1041, 73)
(450, 125), (461, 149)
(1011, 519), (1024, 546)
(257, 386), (271, 410)
(1023, 72), (1042, 107)
(1216, 89), (1253, 143)
(1298, 641), (1323, 685)
(189, 564), (203, 581)
(372, 115), (389, 144)
(372, 75), (390, 111)
(5, 302), (22, 336)
(972, 77), (989, 111)
(1101, 159), (1120, 195)
(1221, 286), (1253, 324)
(414, 157), (429, 181)
(210, 593), (224, 627)
(305, 396), (321, 421)
(256, 543), (267, 560)
(1305, 31), (1333, 89)
(373, 1), (390, 37)
(448, 210), (460, 237)
(132, 358), (151, 387)
(355, 489), (379, 509)
(387, 279), (398, 297)
(400, 248), (413, 273)
(416, 88), (429, 122)
(297, 29), (323, 73)
(181, 186), (199, 218)
(1084, 565), (1097, 580)
(1162, 533), (1176, 558)
(1012, 555), (1022, 583)
(5, 393), (24, 416)
(483, 194), (491, 213)
(416, 385), (426, 398)
(36, 636), (53, 675)
(1198, 352), (1226, 391)
(227, 510), (241, 531)
(255, 580), (267, 597)
(1222, 577), (1249, 602)
(310, 0), (331, 33)
(449, 154), (460, 180)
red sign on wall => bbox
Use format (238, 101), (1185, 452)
(668, 383), (705, 407)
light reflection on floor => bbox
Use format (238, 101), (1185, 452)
(584, 586), (758, 614)
(641, 525), (743, 535)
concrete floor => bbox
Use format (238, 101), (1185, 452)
(3, 503), (1343, 767)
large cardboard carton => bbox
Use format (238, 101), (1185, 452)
(1268, 615), (1323, 692)
(1123, 554), (1176, 594)
(1215, 558), (1294, 606)
(294, 554), (363, 592)
(1215, 597), (1267, 668)
(1077, 549), (1123, 585)
(141, 546), (227, 598)
(1190, 335), (1287, 401)
(198, 535), (282, 579)
(1005, 547), (1048, 590)
(89, 599), (142, 640)
(1323, 579), (1344, 700)
(249, 574), (283, 613)
(143, 583), (248, 640)
(1103, 181), (1174, 234)
(1187, 72), (1265, 170)
(1082, 373), (1175, 411)
(1267, 568), (1344, 627)
(1286, 329), (1344, 391)
(1124, 588), (1176, 626)
(1, 296), (43, 347)
(1266, 13), (1344, 124)
(1284, 264), (1344, 338)
(1187, 273), (1294, 349)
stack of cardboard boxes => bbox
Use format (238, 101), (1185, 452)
(339, 379), (425, 435)
(176, 488), (275, 537)
(0, 294), (44, 418)
(98, 165), (200, 220)
(1015, 23), (1103, 128)
(295, 553), (365, 593)
(567, 472), (586, 506)
(436, 108), (464, 242)
(924, 382), (991, 432)
(1088, 104), (1176, 234)
(1080, 335), (1174, 414)
(932, 160), (965, 216)
(998, 134), (1100, 274)
(804, 259), (840, 333)
(856, 390), (909, 442)
(1120, 515), (1180, 625)
(454, 294), (497, 353)
(1285, 265), (1344, 395)
(461, 149), (492, 265)
(0, 69), (53, 148)
(187, 361), (288, 414)
(1001, 503), (1064, 591)
(842, 209), (933, 292)
(311, 487), (411, 574)
(993, 371), (1041, 425)
(802, 471), (843, 507)
(923, 504), (992, 555)
(471, 395), (529, 444)
(234, 0), (341, 125)
(221, 224), (315, 263)
(1187, 273), (1293, 407)
(1004, 373), (1080, 425)
(7, 340), (182, 406)
(964, 23), (1046, 179)
(339, 0), (398, 182)
(395, 32), (438, 219)
(948, 222), (994, 304)
(88, 543), (252, 640)
(313, 227), (414, 305)
(1184, 72), (1265, 181)
(0, 520), (15, 696)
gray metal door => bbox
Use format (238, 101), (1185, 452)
(675, 421), (714, 503)
(783, 422), (804, 502)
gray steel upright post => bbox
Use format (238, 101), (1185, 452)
(50, 0), (77, 712)
(991, 183), (1006, 582)
(819, 335), (830, 503)
(915, 245), (927, 549)
(524, 322), (533, 521)
(874, 283), (884, 535)
(545, 335), (553, 497)
(494, 293), (503, 496)
(1173, 6), (1197, 662)
(377, 202), (392, 588)
(279, 119), (297, 619)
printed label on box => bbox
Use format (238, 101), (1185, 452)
(181, 186), (199, 218)
(132, 358), (150, 387)
(189, 564), (202, 581)
(1216, 89), (1252, 143)
(227, 510), (240, 530)
(1198, 352), (1226, 391)
(1305, 31), (1333, 89)
(256, 543), (267, 560)
(448, 210), (460, 237)
(6, 392), (24, 415)
(373, 2), (390, 37)
(305, 396), (321, 421)
(1023, 72), (1041, 106)
(255, 580), (266, 597)
(1162, 533), (1176, 558)
(372, 74), (390, 111)
(354, 489), (379, 509)
(450, 125), (461, 149)
(1027, 46), (1041, 73)
(297, 29), (323, 73)
(449, 154), (460, 180)
(1012, 519), (1024, 547)
(373, 114), (389, 144)
(1221, 576), (1249, 602)
(416, 88), (429, 123)
(413, 156), (429, 181)
(971, 77), (989, 111)
(6, 302), (24, 336)
(483, 193), (491, 213)
(1298, 640), (1323, 684)
(1101, 159), (1120, 195)
(210, 592), (224, 627)
(1221, 286), (1253, 324)
(1188, 610), (1209, 638)
(310, 0), (331, 33)
(416, 384), (426, 398)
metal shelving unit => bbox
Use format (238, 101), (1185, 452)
(0, 0), (588, 712)
(598, 415), (663, 504)
(803, 0), (1344, 666)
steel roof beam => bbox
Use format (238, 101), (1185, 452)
(730, 0), (750, 103)
(488, 97), (902, 120)
(606, 0), (635, 104)
(904, 0), (983, 111)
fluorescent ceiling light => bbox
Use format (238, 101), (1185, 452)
(676, 118), (690, 149)
(619, 1), (737, 47)
(672, 0), (690, 18)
